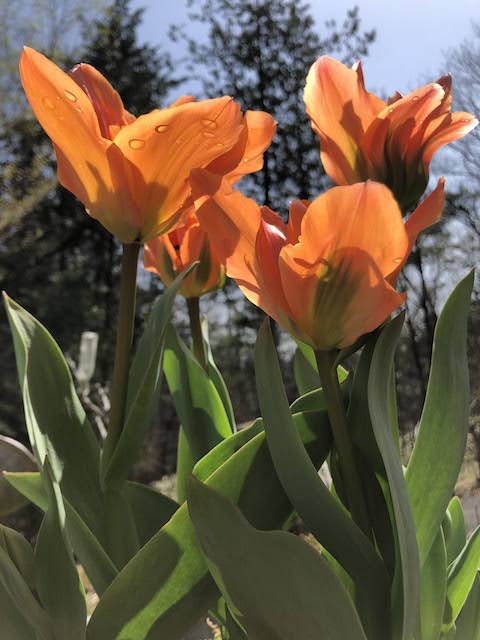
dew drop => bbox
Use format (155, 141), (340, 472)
(215, 142), (225, 148)
(64, 89), (77, 102)
(42, 97), (54, 109)
(129, 138), (145, 149)
(393, 257), (403, 264)
(201, 118), (218, 129)
(412, 95), (419, 102)
(155, 124), (168, 133)
(460, 118), (471, 124)
(243, 157), (250, 163)
(202, 130), (216, 138)
(388, 107), (394, 114)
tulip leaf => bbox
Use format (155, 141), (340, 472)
(368, 313), (421, 640)
(0, 581), (40, 640)
(5, 471), (118, 596)
(444, 526), (480, 629)
(255, 319), (390, 640)
(3, 294), (105, 543)
(87, 410), (330, 640)
(293, 341), (319, 394)
(0, 436), (37, 516)
(406, 272), (473, 564)
(443, 497), (467, 566)
(454, 572), (480, 640)
(125, 481), (179, 547)
(102, 266), (196, 490)
(0, 525), (36, 590)
(418, 528), (447, 640)
(187, 476), (368, 640)
(163, 323), (233, 465)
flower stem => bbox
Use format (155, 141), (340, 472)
(187, 296), (207, 370)
(315, 349), (371, 537)
(103, 242), (140, 464)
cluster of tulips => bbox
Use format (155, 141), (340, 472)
(0, 44), (478, 639)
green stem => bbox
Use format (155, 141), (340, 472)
(315, 349), (371, 537)
(103, 242), (140, 464)
(187, 296), (207, 370)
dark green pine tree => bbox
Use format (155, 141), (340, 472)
(0, 0), (179, 438)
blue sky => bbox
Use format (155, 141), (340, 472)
(132, 0), (478, 97)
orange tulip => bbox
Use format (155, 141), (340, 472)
(191, 171), (444, 351)
(304, 56), (477, 212)
(144, 108), (276, 296)
(144, 211), (224, 298)
(19, 47), (272, 243)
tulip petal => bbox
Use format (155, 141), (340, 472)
(227, 111), (276, 182)
(191, 170), (282, 321)
(69, 63), (135, 139)
(279, 182), (408, 349)
(422, 113), (478, 167)
(113, 97), (245, 241)
(304, 57), (386, 183)
(19, 47), (139, 242)
(287, 200), (309, 244)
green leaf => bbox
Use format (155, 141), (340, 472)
(418, 528), (447, 640)
(5, 471), (118, 596)
(0, 581), (40, 640)
(3, 295), (105, 543)
(0, 436), (36, 516)
(290, 366), (347, 414)
(125, 481), (179, 547)
(176, 426), (195, 503)
(201, 317), (236, 431)
(443, 497), (467, 566)
(163, 323), (232, 461)
(187, 477), (368, 640)
(255, 320), (390, 640)
(454, 572), (480, 640)
(35, 460), (86, 640)
(293, 340), (319, 394)
(368, 313), (421, 640)
(87, 410), (330, 640)
(102, 267), (195, 490)
(0, 525), (36, 590)
(406, 273), (473, 564)
(444, 526), (480, 629)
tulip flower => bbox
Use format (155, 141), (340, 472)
(19, 47), (269, 243)
(144, 109), (276, 296)
(191, 171), (444, 351)
(144, 211), (224, 298)
(304, 56), (477, 212)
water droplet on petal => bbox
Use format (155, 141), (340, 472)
(460, 118), (471, 124)
(215, 142), (225, 148)
(64, 90), (77, 102)
(42, 97), (54, 109)
(155, 124), (168, 133)
(388, 107), (394, 114)
(202, 130), (216, 138)
(201, 118), (218, 129)
(129, 138), (145, 149)
(243, 157), (250, 163)
(412, 95), (419, 102)
(393, 257), (403, 264)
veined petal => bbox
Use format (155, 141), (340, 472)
(113, 97), (245, 241)
(304, 57), (385, 183)
(69, 63), (135, 139)
(422, 112), (478, 167)
(227, 111), (276, 182)
(19, 47), (138, 242)
(287, 199), (309, 244)
(191, 170), (281, 320)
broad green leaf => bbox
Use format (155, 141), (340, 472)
(290, 366), (347, 414)
(454, 572), (480, 640)
(87, 410), (330, 640)
(202, 317), (236, 431)
(406, 273), (473, 564)
(5, 471), (118, 596)
(443, 497), (467, 566)
(176, 426), (195, 503)
(418, 528), (447, 640)
(4, 295), (105, 543)
(369, 313), (420, 640)
(35, 461), (86, 639)
(125, 481), (178, 547)
(444, 526), (480, 628)
(0, 435), (36, 516)
(0, 525), (35, 589)
(188, 477), (368, 640)
(293, 341), (319, 394)
(163, 323), (232, 462)
(0, 540), (52, 640)
(0, 581), (40, 640)
(103, 489), (140, 568)
(255, 320), (390, 640)
(102, 267), (195, 490)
